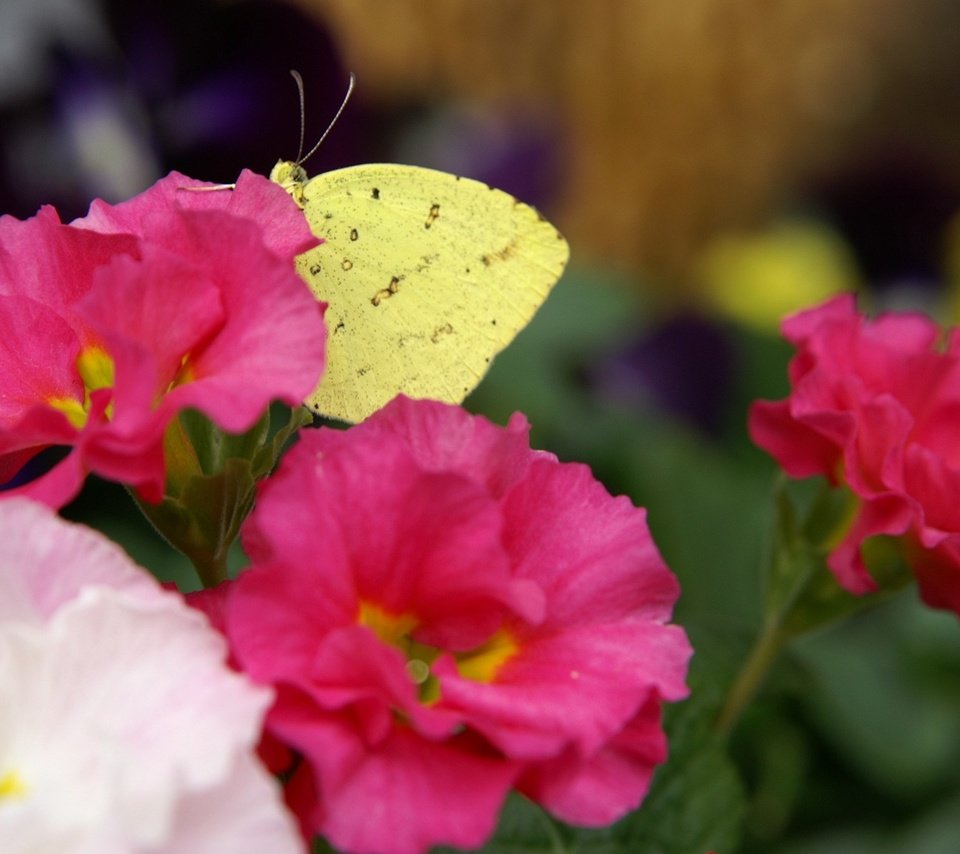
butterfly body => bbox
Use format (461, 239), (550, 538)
(273, 161), (569, 423)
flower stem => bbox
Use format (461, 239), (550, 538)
(193, 550), (230, 589)
(534, 804), (571, 854)
(714, 619), (787, 736)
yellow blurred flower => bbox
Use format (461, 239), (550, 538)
(697, 220), (861, 333)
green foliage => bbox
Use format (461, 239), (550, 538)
(133, 403), (310, 587)
(763, 477), (912, 638)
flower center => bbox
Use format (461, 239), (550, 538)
(0, 769), (27, 800)
(169, 353), (195, 390)
(47, 345), (116, 428)
(358, 601), (439, 701)
(77, 345), (115, 393)
(357, 601), (519, 703)
(454, 628), (518, 683)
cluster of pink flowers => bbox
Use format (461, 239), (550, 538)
(195, 397), (692, 853)
(751, 294), (960, 613)
(0, 170), (692, 852)
(0, 170), (325, 506)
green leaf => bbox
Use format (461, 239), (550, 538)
(134, 404), (312, 587)
(592, 655), (745, 854)
(178, 406), (270, 475)
(134, 457), (257, 587)
(791, 593), (960, 801)
(433, 794), (570, 854)
(775, 791), (960, 854)
(766, 477), (913, 639)
(251, 403), (313, 478)
(600, 732), (743, 852)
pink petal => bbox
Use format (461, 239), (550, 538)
(243, 431), (541, 648)
(0, 206), (139, 323)
(501, 458), (680, 626)
(271, 708), (519, 854)
(158, 211), (326, 430)
(337, 396), (549, 498)
(75, 170), (319, 263)
(909, 539), (960, 613)
(0, 498), (166, 623)
(435, 622), (690, 758)
(517, 698), (667, 826)
(827, 493), (914, 593)
(79, 246), (225, 411)
(749, 399), (842, 480)
(0, 296), (83, 422)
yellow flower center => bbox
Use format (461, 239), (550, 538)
(170, 353), (194, 389)
(0, 769), (27, 800)
(46, 345), (116, 428)
(454, 628), (518, 683)
(357, 600), (519, 704)
(46, 395), (88, 429)
(77, 345), (115, 393)
(359, 601), (418, 646)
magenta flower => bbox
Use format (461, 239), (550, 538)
(0, 170), (325, 506)
(750, 293), (960, 613)
(201, 397), (691, 854)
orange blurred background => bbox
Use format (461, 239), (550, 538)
(300, 0), (960, 299)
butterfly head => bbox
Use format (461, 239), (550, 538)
(270, 159), (310, 208)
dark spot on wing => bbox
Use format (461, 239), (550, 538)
(342, 259), (353, 271)
(424, 203), (440, 229)
(371, 275), (401, 306)
(481, 237), (520, 267)
(350, 228), (359, 241)
(431, 323), (454, 344)
(415, 253), (439, 273)
(371, 187), (381, 200)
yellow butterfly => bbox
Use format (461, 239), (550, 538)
(269, 158), (569, 423)
(179, 71), (567, 423)
(257, 72), (570, 423)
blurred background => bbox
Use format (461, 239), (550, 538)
(6, 1), (960, 851)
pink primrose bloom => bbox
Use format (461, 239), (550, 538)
(203, 396), (691, 854)
(0, 170), (325, 506)
(750, 293), (960, 612)
(0, 497), (303, 852)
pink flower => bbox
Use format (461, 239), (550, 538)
(750, 293), (960, 612)
(0, 170), (325, 506)
(0, 498), (303, 852)
(201, 397), (691, 854)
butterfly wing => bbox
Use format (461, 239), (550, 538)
(293, 163), (569, 423)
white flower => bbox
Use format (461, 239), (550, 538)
(0, 498), (303, 853)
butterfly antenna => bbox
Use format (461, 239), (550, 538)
(290, 69), (307, 164)
(295, 71), (356, 167)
